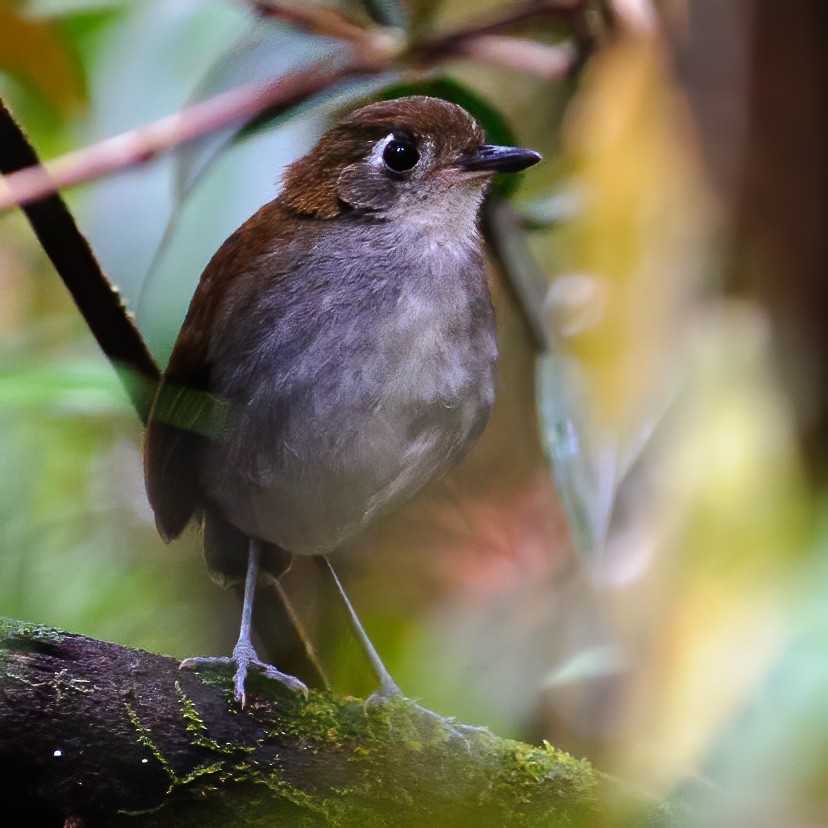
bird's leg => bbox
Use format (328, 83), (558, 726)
(318, 556), (490, 747)
(181, 540), (308, 706)
(318, 556), (402, 699)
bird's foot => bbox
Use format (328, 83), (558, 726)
(180, 639), (308, 707)
(365, 677), (405, 706)
(365, 682), (490, 750)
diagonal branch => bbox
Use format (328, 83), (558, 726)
(0, 1), (597, 212)
(249, 0), (378, 43)
(449, 35), (579, 80)
(0, 101), (160, 422)
(0, 50), (386, 213)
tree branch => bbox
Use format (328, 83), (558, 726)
(0, 1), (597, 213)
(0, 51), (386, 213)
(249, 0), (377, 43)
(449, 35), (579, 81)
(0, 618), (647, 826)
(0, 101), (160, 421)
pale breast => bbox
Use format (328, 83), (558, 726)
(199, 220), (498, 556)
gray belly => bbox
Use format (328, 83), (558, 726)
(200, 233), (497, 555)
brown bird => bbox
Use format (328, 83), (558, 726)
(144, 96), (541, 705)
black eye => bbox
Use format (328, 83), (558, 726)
(382, 136), (419, 173)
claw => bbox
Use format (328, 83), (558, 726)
(180, 652), (308, 707)
(179, 542), (309, 707)
(363, 690), (485, 752)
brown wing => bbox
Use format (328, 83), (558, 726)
(145, 198), (306, 542)
(144, 313), (215, 542)
(143, 203), (285, 542)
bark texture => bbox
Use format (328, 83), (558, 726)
(0, 618), (665, 827)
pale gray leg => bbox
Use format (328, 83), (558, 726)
(320, 556), (402, 698)
(320, 556), (489, 747)
(181, 540), (308, 706)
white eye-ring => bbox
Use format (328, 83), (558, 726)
(373, 132), (420, 174)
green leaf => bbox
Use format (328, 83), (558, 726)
(541, 644), (628, 687)
(232, 71), (399, 151)
(0, 359), (131, 417)
(484, 197), (618, 556)
(483, 198), (549, 350)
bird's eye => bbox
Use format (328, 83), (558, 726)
(382, 135), (419, 173)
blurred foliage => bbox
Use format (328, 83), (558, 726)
(0, 7), (86, 117)
(1, 0), (828, 825)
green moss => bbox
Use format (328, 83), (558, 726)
(0, 617), (66, 650)
(478, 737), (600, 823)
(175, 682), (256, 756)
(154, 663), (602, 823)
(177, 682), (223, 752)
(256, 689), (599, 826)
(127, 691), (261, 797)
(282, 691), (366, 744)
(1, 619), (610, 824)
(262, 775), (328, 816)
(125, 702), (176, 787)
(177, 761), (228, 788)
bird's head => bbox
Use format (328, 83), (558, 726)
(279, 96), (541, 229)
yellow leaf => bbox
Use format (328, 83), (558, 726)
(0, 8), (86, 116)
(558, 38), (710, 433)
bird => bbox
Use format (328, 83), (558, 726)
(144, 95), (541, 706)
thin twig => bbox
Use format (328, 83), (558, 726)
(452, 35), (578, 80)
(249, 0), (375, 44)
(418, 0), (589, 60)
(0, 50), (387, 212)
(0, 1), (595, 211)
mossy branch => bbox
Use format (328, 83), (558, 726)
(0, 618), (666, 827)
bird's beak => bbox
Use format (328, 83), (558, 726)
(460, 144), (542, 174)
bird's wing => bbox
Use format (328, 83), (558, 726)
(143, 202), (289, 542)
(144, 299), (217, 542)
(144, 200), (308, 541)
